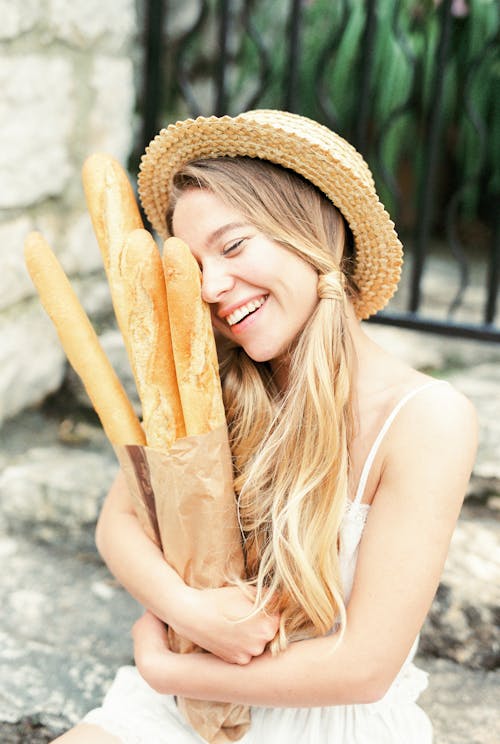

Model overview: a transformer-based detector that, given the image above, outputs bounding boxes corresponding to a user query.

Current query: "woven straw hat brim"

[138,110,403,319]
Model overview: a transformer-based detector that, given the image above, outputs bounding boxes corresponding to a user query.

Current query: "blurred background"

[138,0,500,339]
[0,2,498,742]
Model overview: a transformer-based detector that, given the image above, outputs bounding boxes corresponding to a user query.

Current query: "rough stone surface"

[0,532,141,734]
[0,504,498,744]
[446,363,500,487]
[0,0,139,430]
[417,657,500,744]
[0,409,106,471]
[0,446,117,549]
[0,302,65,423]
[88,56,137,158]
[58,212,105,277]
[48,0,136,50]
[0,216,36,309]
[0,56,74,209]
[420,510,500,670]
[0,0,42,41]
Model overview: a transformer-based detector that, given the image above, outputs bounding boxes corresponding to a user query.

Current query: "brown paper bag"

[115,425,251,743]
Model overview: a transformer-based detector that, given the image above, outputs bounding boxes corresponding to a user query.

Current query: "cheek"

[292,264,319,314]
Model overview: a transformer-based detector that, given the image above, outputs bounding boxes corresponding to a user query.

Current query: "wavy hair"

[166,157,358,652]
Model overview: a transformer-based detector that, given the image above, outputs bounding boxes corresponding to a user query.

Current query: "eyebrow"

[206,222,249,248]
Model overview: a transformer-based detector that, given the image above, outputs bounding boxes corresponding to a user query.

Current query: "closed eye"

[222,238,245,256]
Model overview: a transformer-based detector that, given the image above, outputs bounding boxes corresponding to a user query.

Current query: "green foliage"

[162,0,499,227]
[453,0,500,213]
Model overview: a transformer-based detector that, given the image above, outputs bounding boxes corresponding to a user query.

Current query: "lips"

[226,296,267,326]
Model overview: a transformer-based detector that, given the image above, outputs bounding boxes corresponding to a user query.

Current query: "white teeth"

[227,297,266,326]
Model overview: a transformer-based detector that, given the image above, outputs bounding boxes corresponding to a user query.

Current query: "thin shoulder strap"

[353,380,447,505]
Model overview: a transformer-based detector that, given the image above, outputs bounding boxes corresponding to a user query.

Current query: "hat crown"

[138,109,403,319]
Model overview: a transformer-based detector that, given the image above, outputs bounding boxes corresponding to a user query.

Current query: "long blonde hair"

[167,157,358,651]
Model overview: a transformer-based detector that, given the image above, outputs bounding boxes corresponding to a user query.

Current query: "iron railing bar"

[241,2,272,112]
[410,0,453,313]
[283,0,303,112]
[485,199,500,325]
[368,312,500,343]
[354,0,377,155]
[313,0,349,131]
[374,0,416,224]
[445,186,472,319]
[139,0,167,159]
[215,0,230,115]
[445,31,498,318]
[176,0,209,118]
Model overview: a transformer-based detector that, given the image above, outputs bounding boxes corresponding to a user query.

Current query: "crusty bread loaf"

[81,155,225,445]
[81,153,144,366]
[162,237,226,436]
[121,229,185,448]
[24,231,145,446]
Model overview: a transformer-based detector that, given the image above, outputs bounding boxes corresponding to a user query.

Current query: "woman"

[54,110,477,743]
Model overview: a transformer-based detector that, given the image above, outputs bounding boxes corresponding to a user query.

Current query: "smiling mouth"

[226,296,268,326]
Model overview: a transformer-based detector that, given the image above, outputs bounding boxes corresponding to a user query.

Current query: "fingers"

[219,651,253,666]
[263,612,280,639]
[234,653,252,666]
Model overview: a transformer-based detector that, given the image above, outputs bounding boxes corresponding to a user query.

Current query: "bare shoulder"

[396,379,478,446]
[381,379,478,507]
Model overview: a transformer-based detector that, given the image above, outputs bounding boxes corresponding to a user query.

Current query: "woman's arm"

[133,384,478,706]
[95,470,185,619]
[95,471,278,663]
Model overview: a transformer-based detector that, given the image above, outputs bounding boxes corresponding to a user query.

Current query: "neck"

[269,301,403,397]
[347,311,411,403]
[270,355,290,392]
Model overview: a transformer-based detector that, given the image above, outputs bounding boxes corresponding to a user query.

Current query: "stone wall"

[0,0,141,426]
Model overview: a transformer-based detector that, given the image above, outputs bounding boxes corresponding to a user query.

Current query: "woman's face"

[171,188,319,368]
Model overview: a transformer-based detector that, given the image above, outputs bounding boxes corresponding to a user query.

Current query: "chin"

[242,343,286,365]
[245,352,271,363]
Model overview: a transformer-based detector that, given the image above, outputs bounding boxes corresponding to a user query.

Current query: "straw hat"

[138,109,403,319]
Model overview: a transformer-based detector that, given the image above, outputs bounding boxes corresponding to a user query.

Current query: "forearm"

[145,625,387,707]
[96,497,187,624]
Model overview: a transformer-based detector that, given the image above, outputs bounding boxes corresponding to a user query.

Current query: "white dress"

[83,383,438,743]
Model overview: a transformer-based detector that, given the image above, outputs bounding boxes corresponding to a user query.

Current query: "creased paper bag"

[115,425,250,744]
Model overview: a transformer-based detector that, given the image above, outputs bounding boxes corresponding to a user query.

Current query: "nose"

[200,259,234,303]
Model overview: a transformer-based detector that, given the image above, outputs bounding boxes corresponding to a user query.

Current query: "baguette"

[24,231,145,446]
[162,237,226,436]
[81,152,144,367]
[120,229,185,448]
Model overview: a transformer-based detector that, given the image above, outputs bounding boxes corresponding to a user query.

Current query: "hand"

[171,585,279,665]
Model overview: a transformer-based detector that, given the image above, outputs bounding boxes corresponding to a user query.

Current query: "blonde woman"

[54,111,477,743]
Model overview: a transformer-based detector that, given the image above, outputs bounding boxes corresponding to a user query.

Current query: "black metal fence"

[136,0,500,342]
